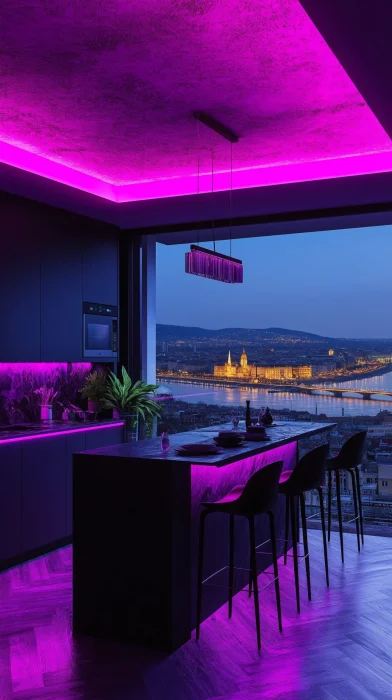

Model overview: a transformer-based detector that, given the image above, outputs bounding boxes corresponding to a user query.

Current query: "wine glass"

[232,415,240,431]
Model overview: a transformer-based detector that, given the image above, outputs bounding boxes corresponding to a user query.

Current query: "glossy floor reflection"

[0,532,391,699]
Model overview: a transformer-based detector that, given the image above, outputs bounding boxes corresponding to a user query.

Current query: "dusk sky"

[157,226,392,338]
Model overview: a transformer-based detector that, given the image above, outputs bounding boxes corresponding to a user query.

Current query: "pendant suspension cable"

[211,149,215,252]
[230,142,233,258]
[196,120,200,245]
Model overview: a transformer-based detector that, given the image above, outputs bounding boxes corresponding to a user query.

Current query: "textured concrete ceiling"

[1,0,392,201]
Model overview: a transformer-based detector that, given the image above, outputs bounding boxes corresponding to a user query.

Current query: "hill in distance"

[156,324,336,343]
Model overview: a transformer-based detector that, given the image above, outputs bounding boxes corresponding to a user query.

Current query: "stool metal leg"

[249,515,261,649]
[354,465,364,545]
[317,487,329,587]
[268,511,283,633]
[228,514,235,619]
[284,496,290,565]
[300,493,311,602]
[349,469,361,553]
[196,510,207,640]
[327,470,332,542]
[336,470,344,563]
[290,495,300,614]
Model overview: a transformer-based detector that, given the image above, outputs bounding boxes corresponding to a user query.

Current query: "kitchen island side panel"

[73,455,191,652]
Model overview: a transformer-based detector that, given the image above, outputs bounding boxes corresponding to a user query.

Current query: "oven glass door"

[83,314,117,357]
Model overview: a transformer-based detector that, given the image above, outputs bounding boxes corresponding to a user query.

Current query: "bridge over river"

[286,385,392,400]
[157,374,392,402]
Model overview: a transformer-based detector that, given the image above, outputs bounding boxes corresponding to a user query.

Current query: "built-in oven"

[83,302,118,358]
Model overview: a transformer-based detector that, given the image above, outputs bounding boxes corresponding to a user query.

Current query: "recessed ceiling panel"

[1,0,391,201]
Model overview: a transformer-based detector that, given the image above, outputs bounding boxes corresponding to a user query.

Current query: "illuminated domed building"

[214,349,257,379]
[214,349,312,380]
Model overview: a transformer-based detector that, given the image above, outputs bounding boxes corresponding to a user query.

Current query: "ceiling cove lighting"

[185,245,243,283]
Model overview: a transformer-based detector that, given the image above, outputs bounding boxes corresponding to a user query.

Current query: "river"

[162,372,392,417]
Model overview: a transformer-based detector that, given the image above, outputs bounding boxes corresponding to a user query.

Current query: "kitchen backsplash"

[0,363,92,424]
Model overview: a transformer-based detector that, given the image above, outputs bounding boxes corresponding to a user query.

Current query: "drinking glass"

[232,416,240,431]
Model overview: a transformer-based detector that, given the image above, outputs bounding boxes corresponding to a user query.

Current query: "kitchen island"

[73,421,333,652]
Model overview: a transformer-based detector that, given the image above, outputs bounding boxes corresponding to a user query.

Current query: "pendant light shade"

[185,245,243,283]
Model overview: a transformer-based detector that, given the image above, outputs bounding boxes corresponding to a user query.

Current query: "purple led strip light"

[185,245,243,284]
[0,422,124,445]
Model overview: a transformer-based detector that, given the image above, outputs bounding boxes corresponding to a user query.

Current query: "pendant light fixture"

[185,112,243,284]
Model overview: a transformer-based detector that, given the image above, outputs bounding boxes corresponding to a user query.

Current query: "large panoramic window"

[156,226,392,536]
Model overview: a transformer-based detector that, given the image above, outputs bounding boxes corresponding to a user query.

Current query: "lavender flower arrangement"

[34,386,58,406]
[0,362,92,424]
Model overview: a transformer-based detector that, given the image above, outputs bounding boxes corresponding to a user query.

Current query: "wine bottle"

[245,400,251,429]
[262,407,273,426]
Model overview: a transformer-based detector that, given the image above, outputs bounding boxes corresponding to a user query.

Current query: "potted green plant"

[79,370,108,413]
[34,386,58,421]
[103,367,162,441]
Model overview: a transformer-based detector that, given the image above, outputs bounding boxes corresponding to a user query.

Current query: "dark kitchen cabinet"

[0,192,119,363]
[0,423,124,570]
[82,239,118,307]
[21,437,67,552]
[0,224,41,362]
[65,432,86,536]
[0,444,22,561]
[41,240,84,361]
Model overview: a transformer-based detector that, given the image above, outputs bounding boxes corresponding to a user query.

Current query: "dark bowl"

[213,436,243,447]
[246,425,266,434]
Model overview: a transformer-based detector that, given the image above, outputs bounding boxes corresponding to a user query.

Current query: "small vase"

[41,405,52,421]
[88,400,101,414]
[161,431,170,452]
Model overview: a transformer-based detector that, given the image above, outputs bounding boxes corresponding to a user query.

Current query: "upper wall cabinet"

[0,208,41,362]
[41,239,84,362]
[82,239,118,307]
[0,192,119,363]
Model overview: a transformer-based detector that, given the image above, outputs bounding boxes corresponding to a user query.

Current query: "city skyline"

[157,225,392,338]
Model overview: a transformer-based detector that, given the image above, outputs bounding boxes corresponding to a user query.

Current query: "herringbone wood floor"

[0,532,391,700]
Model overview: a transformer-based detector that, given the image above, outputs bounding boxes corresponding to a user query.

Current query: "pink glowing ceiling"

[1,0,392,202]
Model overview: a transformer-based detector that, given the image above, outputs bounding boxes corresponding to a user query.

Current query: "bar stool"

[326,431,366,563]
[196,461,283,649]
[278,444,330,614]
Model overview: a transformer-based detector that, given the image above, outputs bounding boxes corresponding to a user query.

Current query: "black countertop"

[77,421,335,467]
[0,419,124,443]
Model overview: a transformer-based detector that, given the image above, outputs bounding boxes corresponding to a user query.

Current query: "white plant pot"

[41,405,52,421]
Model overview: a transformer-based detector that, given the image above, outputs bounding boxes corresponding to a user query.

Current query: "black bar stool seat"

[196,460,284,649]
[325,431,366,563]
[278,444,330,614]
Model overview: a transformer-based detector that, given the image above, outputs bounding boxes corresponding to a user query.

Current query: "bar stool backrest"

[283,444,330,495]
[237,460,283,515]
[335,431,367,470]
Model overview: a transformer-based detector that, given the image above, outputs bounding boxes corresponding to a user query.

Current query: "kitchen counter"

[82,420,333,465]
[73,421,334,652]
[0,419,124,442]
[0,419,124,570]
